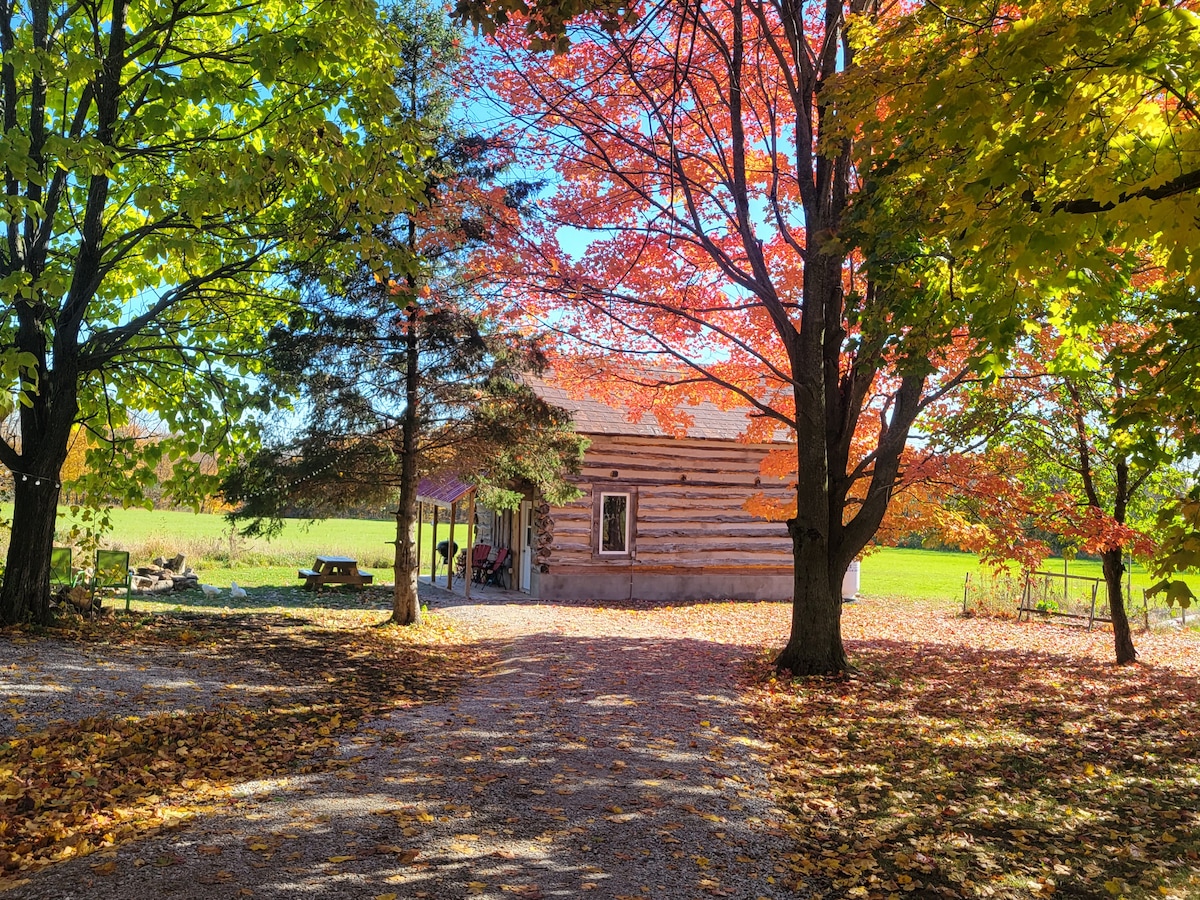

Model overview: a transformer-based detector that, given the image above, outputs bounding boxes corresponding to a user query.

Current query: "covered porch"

[416,473,537,599]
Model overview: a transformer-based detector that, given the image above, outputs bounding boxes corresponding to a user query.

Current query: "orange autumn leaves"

[742,600,1200,899]
[0,613,476,881]
[1,706,340,875]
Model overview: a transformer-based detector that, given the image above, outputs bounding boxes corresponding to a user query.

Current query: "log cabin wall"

[531,433,794,602]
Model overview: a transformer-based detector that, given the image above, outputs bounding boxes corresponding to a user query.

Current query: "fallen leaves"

[742,600,1200,899]
[0,610,482,881]
[5,592,1197,900]
[387,847,421,865]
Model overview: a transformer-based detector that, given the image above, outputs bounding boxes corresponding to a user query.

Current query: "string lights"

[3,460,345,500]
[235,460,343,503]
[279,461,336,492]
[6,470,61,489]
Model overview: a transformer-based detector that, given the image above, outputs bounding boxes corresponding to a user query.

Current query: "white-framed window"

[598,492,630,555]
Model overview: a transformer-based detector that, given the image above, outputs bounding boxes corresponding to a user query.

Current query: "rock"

[133,555,202,592]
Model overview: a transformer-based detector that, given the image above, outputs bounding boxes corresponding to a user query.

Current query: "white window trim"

[598,491,631,555]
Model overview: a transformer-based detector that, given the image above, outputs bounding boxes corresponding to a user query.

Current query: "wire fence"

[962,564,1192,631]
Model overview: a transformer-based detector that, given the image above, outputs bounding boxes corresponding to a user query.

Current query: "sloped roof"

[417,472,475,506]
[528,373,781,442]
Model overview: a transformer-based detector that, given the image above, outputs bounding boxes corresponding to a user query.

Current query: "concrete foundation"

[535,571,793,603]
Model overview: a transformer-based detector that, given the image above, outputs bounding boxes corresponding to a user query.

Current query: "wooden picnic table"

[298,555,374,591]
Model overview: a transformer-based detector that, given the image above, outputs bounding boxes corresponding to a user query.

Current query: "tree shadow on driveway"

[3,624,806,900]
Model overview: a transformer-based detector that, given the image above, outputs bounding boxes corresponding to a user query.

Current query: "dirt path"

[5,592,807,899]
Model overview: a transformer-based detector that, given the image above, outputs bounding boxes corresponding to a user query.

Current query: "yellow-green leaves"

[0,0,427,515]
[1146,578,1194,609]
[839,0,1200,304]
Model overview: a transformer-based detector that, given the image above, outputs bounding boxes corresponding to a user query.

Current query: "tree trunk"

[391,502,420,625]
[775,377,847,674]
[775,514,848,675]
[774,258,850,676]
[0,474,64,625]
[1101,548,1137,664]
[0,367,76,625]
[391,303,421,626]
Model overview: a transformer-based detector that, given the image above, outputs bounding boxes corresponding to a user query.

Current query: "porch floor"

[418,573,528,604]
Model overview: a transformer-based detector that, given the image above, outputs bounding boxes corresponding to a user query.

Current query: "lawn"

[2,505,471,587]
[6,505,1197,618]
[861,547,1199,626]
[861,547,1197,604]
[860,548,984,603]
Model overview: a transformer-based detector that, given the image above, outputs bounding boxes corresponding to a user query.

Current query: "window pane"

[601,494,628,553]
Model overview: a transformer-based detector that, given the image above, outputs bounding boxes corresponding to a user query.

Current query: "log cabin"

[473,376,796,602]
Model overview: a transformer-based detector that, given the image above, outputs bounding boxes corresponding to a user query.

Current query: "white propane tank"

[841,559,861,601]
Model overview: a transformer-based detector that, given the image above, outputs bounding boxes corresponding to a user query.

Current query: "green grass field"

[2,504,468,588]
[5,505,1196,613]
[860,546,1197,606]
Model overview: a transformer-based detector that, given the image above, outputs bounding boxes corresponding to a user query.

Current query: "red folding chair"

[469,544,492,582]
[483,548,510,587]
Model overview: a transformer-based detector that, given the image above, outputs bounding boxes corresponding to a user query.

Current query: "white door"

[519,500,533,593]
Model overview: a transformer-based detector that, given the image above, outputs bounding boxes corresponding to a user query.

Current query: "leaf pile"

[744,603,1200,899]
[0,611,480,880]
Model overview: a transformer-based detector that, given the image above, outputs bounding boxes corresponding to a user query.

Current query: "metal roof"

[527,373,787,442]
[417,472,475,506]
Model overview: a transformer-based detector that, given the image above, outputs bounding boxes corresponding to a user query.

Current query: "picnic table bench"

[299,556,374,591]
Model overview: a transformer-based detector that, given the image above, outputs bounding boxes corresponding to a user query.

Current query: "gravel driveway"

[3,587,810,899]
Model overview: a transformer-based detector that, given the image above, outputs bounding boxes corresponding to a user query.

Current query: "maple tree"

[829,0,1200,635]
[480,0,989,675]
[56,429,89,506]
[0,0,422,624]
[914,324,1182,663]
[455,0,1200,677]
[838,0,1199,303]
[1117,282,1200,609]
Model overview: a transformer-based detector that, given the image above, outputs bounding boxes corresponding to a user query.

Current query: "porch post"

[447,500,457,591]
[464,490,476,600]
[416,502,423,582]
[430,504,439,586]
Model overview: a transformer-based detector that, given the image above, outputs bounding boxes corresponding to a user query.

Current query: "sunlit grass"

[0,505,466,577]
[5,503,1198,613]
[862,547,1200,613]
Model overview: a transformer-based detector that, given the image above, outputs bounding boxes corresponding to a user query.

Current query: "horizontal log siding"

[548,435,793,570]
